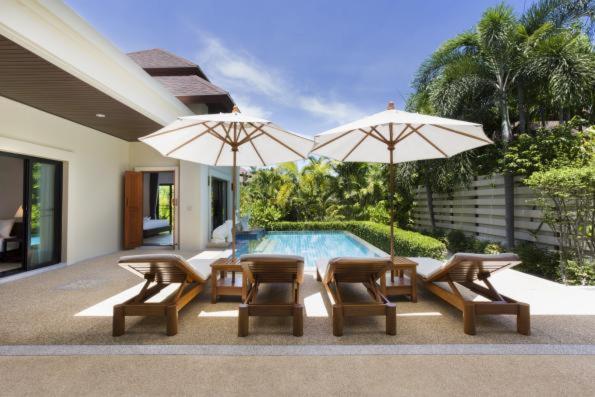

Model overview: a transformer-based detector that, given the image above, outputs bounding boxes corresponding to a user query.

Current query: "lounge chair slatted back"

[118,254,206,284]
[325,257,390,284]
[113,254,208,336]
[238,254,305,337]
[316,257,396,336]
[241,254,304,285]
[426,253,521,283]
[413,252,530,335]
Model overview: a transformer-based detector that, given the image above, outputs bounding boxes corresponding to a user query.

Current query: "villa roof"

[127,48,207,77]
[128,48,234,112]
[153,74,228,97]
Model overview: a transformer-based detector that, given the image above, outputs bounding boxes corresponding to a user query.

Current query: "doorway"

[0,151,62,277]
[142,171,175,246]
[211,177,228,233]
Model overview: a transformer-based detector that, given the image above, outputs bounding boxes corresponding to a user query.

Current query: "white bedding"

[143,218,169,230]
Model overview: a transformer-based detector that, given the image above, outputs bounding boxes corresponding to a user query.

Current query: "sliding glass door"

[27,160,61,269]
[0,152,62,277]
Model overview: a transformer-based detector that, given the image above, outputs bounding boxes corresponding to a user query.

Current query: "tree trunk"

[500,94,515,248]
[517,82,527,133]
[503,173,515,248]
[425,177,436,232]
[499,95,513,141]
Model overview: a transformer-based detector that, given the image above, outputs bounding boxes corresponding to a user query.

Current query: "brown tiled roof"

[128,48,197,70]
[153,74,228,97]
[128,48,234,112]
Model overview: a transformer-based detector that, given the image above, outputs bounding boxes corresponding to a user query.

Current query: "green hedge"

[268,221,447,259]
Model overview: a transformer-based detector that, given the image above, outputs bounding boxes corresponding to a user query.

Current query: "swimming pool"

[235,230,384,268]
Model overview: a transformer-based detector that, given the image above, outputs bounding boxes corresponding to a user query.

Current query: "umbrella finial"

[232,105,241,113]
[387,101,396,110]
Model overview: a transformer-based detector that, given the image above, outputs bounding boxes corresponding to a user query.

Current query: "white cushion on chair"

[186,257,216,280]
[408,257,445,279]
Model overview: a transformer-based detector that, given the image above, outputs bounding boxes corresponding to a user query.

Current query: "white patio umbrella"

[311,101,493,260]
[140,106,314,258]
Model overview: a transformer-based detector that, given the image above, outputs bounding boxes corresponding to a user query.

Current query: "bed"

[143,218,171,238]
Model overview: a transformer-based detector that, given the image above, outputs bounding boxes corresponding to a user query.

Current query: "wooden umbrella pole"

[389,146,395,262]
[232,148,237,259]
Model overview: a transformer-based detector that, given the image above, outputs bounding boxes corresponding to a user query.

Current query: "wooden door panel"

[123,171,143,249]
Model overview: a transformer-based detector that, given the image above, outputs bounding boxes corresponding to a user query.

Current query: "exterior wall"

[412,174,558,249]
[0,96,130,264]
[186,103,209,114]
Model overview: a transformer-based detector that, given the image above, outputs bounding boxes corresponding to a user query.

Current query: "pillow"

[0,219,15,238]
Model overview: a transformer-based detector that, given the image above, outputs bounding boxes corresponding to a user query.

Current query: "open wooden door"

[123,171,143,249]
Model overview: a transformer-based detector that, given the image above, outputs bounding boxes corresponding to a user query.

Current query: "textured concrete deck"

[1,355,594,396]
[1,249,593,395]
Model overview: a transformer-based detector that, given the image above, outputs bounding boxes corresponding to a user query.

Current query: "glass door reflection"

[27,160,61,269]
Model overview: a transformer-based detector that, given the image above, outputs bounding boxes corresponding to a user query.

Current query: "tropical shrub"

[513,241,560,281]
[268,221,447,259]
[446,230,469,253]
[501,120,594,175]
[525,164,595,285]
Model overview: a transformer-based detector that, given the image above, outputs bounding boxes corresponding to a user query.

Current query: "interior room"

[0,154,24,275]
[142,171,175,246]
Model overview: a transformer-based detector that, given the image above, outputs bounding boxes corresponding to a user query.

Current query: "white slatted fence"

[412,174,559,249]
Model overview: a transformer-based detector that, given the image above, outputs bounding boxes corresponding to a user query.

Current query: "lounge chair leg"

[386,303,397,335]
[238,304,249,337]
[112,305,125,337]
[332,305,344,336]
[517,303,530,335]
[293,304,304,337]
[463,302,476,335]
[211,269,218,303]
[166,305,178,336]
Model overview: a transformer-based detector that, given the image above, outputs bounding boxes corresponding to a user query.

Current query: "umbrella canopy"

[313,102,492,163]
[140,109,312,166]
[140,106,314,258]
[311,101,493,260]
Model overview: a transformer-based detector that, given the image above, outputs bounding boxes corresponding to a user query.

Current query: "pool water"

[236,231,382,268]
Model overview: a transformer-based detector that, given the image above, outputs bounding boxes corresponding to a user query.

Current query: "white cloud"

[196,35,363,125]
[232,94,272,119]
[298,96,362,123]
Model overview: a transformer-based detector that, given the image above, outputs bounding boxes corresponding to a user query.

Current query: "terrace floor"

[1,248,594,395]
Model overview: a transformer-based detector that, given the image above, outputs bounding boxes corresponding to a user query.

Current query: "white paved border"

[1,344,593,356]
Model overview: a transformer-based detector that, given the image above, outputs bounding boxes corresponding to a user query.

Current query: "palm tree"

[412,4,522,246]
[411,1,594,247]
[517,0,595,130]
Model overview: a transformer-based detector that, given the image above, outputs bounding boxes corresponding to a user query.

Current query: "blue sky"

[66,0,535,135]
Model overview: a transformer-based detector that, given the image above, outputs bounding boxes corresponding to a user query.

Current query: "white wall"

[0,156,23,219]
[0,96,130,264]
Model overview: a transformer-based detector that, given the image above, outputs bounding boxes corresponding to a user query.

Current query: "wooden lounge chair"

[114,254,210,336]
[413,253,530,335]
[238,254,304,337]
[316,257,396,336]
